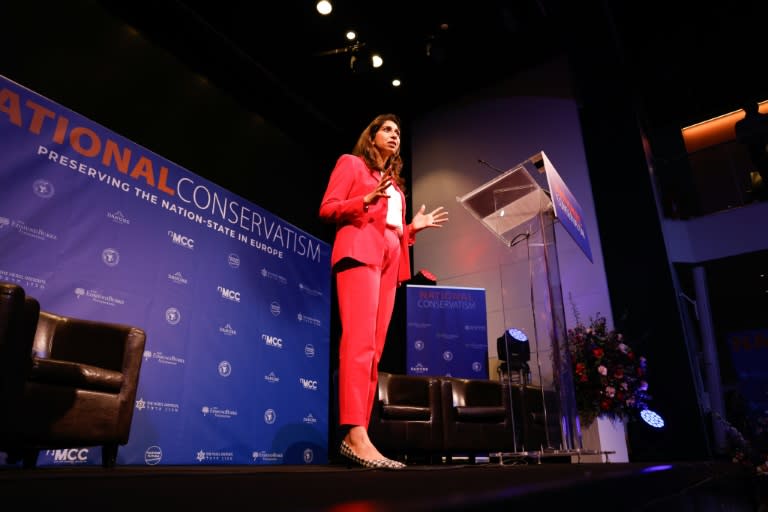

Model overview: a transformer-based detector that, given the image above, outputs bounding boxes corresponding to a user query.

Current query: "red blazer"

[319,154,415,285]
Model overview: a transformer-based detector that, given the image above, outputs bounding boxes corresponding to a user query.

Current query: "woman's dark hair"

[352,113,405,191]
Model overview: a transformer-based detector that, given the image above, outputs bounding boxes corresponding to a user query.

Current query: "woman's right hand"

[363,173,392,207]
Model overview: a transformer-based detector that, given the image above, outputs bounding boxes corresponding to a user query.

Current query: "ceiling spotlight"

[316,1,332,15]
[392,78,401,87]
[371,53,383,68]
[346,30,357,41]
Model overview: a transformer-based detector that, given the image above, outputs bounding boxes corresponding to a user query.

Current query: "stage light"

[505,328,528,343]
[640,409,665,428]
[497,328,531,383]
[316,1,332,15]
[348,46,383,73]
[497,328,530,368]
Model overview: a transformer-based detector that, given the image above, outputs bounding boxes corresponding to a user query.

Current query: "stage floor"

[0,459,761,511]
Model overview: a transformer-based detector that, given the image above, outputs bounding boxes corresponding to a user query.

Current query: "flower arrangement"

[566,312,652,427]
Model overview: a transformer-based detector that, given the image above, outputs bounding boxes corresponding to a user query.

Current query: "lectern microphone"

[477,158,505,174]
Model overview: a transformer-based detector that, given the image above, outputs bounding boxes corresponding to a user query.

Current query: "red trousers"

[336,227,401,428]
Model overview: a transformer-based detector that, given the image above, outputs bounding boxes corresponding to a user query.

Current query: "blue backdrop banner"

[405,285,488,379]
[0,75,332,466]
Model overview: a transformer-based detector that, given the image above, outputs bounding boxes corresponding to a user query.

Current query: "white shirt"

[385,183,403,235]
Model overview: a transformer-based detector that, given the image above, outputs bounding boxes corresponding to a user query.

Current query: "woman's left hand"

[411,204,448,232]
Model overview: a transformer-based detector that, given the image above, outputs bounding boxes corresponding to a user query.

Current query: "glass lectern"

[457,151,581,455]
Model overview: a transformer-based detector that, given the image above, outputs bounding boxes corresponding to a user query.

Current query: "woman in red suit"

[319,113,448,469]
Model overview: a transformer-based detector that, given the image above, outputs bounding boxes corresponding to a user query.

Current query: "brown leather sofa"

[368,372,443,462]
[0,282,146,468]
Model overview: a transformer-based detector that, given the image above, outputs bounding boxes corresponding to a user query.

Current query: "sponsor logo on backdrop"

[201,405,238,419]
[262,333,283,349]
[407,321,432,329]
[142,350,185,366]
[303,413,318,425]
[264,409,276,424]
[0,269,46,290]
[304,344,315,358]
[107,210,131,225]
[297,312,321,327]
[436,332,459,340]
[167,271,188,285]
[165,307,181,325]
[299,282,322,297]
[217,285,241,303]
[32,179,54,199]
[299,378,318,391]
[135,397,181,414]
[0,218,57,241]
[270,301,281,316]
[443,350,454,361]
[303,449,314,464]
[409,363,429,374]
[464,324,487,332]
[264,372,280,384]
[167,230,194,250]
[472,362,484,373]
[195,449,234,463]
[102,247,119,267]
[227,253,240,268]
[219,323,236,336]
[260,267,287,284]
[44,448,90,465]
[218,360,232,377]
[144,446,162,465]
[414,340,425,351]
[74,287,126,307]
[252,450,284,463]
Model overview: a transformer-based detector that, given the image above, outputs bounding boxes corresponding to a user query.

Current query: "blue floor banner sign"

[405,285,489,379]
[0,75,331,466]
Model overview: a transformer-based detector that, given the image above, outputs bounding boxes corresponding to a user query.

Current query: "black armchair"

[440,377,518,461]
[0,284,146,468]
[368,372,443,462]
[506,384,562,452]
[0,282,40,418]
